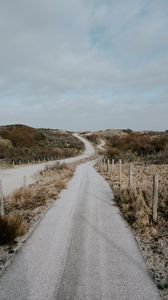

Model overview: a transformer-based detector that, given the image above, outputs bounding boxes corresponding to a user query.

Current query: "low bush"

[0,215,28,244]
[105,132,168,163]
[0,124,84,163]
[85,133,99,144]
[44,162,69,172]
[115,187,151,231]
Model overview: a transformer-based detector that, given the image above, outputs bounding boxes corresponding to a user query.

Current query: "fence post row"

[99,157,159,224]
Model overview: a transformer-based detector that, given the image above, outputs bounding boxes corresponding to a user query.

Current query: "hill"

[0,124,84,163]
[83,129,168,164]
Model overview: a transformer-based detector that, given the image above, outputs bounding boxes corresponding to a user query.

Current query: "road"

[0,160,159,299]
[0,134,95,197]
[97,139,105,151]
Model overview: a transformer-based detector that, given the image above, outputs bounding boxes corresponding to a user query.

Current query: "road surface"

[97,139,105,151]
[0,134,95,197]
[0,160,159,299]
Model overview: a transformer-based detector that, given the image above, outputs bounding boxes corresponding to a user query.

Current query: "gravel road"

[0,159,159,299]
[0,134,94,197]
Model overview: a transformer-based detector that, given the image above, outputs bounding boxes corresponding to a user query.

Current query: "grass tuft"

[0,215,28,245]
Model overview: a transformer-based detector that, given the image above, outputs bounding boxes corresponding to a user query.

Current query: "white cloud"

[0,0,167,130]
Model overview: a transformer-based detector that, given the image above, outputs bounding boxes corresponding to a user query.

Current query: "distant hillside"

[0,124,84,163]
[83,129,168,163]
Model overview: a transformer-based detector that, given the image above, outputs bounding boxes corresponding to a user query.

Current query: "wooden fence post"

[107,159,110,172]
[23,176,27,187]
[112,159,114,173]
[102,157,105,171]
[100,156,103,169]
[152,174,159,222]
[0,179,4,216]
[119,159,122,189]
[129,163,133,188]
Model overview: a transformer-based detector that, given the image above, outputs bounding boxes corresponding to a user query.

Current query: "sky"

[0,0,168,131]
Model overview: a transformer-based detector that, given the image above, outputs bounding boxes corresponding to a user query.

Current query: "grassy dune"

[0,124,84,164]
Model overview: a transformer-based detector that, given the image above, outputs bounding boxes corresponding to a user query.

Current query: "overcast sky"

[0,0,167,131]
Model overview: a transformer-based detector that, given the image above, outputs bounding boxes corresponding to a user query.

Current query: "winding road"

[0,134,94,197]
[0,136,159,299]
[97,139,105,151]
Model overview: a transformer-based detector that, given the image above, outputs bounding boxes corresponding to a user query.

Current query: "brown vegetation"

[0,124,84,164]
[84,133,100,144]
[0,162,74,246]
[5,162,74,226]
[99,162,168,233]
[104,132,168,163]
[0,215,27,245]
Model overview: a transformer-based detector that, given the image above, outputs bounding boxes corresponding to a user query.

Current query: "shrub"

[0,124,84,162]
[85,133,99,144]
[115,187,151,231]
[0,215,28,244]
[44,162,69,172]
[105,132,168,163]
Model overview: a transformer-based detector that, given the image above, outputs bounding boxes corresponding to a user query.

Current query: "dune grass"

[0,215,28,245]
[2,162,75,244]
[97,161,168,235]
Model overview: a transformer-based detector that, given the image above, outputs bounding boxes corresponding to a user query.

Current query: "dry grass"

[5,163,75,227]
[115,187,152,231]
[97,160,168,297]
[0,215,28,245]
[91,130,168,163]
[97,161,168,234]
[0,162,74,246]
[2,158,93,246]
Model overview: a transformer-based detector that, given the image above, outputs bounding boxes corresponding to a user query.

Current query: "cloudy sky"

[0,0,168,131]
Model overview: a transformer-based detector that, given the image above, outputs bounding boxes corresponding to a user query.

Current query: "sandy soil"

[136,233,168,299]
